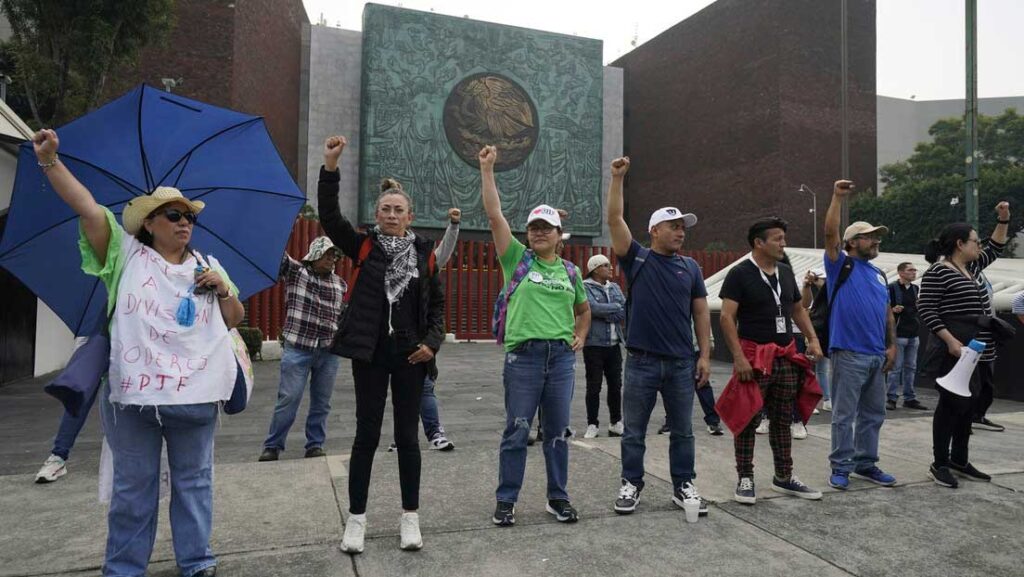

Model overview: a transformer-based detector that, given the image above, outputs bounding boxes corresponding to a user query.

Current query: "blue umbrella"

[0,84,304,336]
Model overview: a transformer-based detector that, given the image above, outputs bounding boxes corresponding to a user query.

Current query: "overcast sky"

[302,0,1023,101]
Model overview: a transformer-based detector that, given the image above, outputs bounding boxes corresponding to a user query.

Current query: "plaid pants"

[734,356,802,479]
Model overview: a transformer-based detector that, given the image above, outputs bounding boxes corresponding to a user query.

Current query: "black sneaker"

[949,461,992,482]
[972,417,1005,432]
[707,423,724,436]
[304,447,326,458]
[886,399,897,411]
[928,464,959,488]
[672,482,709,516]
[258,448,280,462]
[771,475,823,500]
[492,501,515,526]
[387,442,397,453]
[734,477,756,505]
[902,399,929,410]
[614,479,641,514]
[657,422,670,435]
[546,499,579,523]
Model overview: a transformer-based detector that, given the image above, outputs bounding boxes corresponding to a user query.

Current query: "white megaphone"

[936,339,986,397]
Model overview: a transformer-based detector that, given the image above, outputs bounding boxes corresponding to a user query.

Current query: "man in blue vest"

[823,180,898,490]
[605,156,712,516]
[887,262,928,411]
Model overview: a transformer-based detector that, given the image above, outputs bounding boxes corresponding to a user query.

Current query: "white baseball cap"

[648,207,697,231]
[527,204,562,228]
[587,254,611,275]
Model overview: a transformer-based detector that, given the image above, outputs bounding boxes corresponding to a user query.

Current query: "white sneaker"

[791,422,808,440]
[35,454,67,483]
[340,514,366,554]
[822,400,832,412]
[608,421,624,437]
[812,408,820,415]
[399,512,423,551]
[428,435,455,451]
[583,424,599,439]
[755,419,769,435]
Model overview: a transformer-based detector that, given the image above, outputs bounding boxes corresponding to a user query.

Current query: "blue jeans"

[496,340,575,503]
[420,376,445,440]
[815,357,831,401]
[100,389,218,577]
[51,381,101,460]
[887,336,919,402]
[696,384,720,426]
[829,349,887,473]
[622,349,696,489]
[263,343,341,451]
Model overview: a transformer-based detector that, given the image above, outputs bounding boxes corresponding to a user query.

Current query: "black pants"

[583,345,623,426]
[348,341,426,514]
[972,369,995,420]
[933,361,992,467]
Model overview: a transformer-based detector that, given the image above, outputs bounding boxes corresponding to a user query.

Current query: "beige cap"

[587,254,611,275]
[843,221,889,242]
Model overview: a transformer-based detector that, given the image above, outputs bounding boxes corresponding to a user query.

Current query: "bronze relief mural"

[359,4,604,235]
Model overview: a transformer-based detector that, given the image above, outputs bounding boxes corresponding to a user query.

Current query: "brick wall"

[612,0,876,251]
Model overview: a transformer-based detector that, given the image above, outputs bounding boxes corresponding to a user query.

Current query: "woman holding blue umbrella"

[33,128,243,577]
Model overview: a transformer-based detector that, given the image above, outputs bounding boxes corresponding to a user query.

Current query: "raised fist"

[611,156,630,177]
[478,145,497,169]
[996,201,1010,221]
[448,207,461,224]
[324,136,347,162]
[833,180,855,196]
[32,129,59,163]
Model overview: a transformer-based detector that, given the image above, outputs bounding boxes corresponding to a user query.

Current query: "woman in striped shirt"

[917,202,1010,489]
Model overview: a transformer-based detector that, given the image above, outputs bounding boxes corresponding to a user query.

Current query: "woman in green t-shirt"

[478,145,591,528]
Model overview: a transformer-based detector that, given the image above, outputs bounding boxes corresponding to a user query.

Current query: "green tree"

[0,0,174,127]
[852,109,1024,253]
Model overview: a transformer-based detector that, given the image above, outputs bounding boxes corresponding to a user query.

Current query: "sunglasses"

[154,208,198,225]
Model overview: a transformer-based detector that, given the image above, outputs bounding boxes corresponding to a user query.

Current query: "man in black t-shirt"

[886,262,928,411]
[719,218,824,505]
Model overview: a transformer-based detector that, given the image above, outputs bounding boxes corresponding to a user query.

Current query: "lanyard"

[749,256,782,315]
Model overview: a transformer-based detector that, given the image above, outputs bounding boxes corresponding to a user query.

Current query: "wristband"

[997,219,1010,224]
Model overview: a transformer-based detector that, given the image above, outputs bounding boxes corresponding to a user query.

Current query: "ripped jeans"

[496,339,575,503]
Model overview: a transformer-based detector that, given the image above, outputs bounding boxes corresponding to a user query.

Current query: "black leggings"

[933,361,992,467]
[348,344,426,515]
[583,345,623,426]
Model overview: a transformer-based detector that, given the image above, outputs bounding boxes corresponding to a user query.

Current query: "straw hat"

[122,187,205,235]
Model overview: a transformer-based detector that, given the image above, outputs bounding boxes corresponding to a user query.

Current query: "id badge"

[775,316,786,334]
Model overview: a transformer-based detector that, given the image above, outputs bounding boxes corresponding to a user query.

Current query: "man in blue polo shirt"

[605,156,713,516]
[823,179,898,490]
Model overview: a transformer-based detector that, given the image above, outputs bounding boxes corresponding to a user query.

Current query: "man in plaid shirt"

[260,236,347,461]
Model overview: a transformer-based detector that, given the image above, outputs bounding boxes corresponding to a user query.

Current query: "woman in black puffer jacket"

[317,136,445,554]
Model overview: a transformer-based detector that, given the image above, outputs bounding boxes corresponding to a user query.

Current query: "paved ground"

[1,343,1023,577]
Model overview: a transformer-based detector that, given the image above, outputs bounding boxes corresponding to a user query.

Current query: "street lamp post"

[798,184,818,249]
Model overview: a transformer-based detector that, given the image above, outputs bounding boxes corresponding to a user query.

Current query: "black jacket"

[317,167,445,366]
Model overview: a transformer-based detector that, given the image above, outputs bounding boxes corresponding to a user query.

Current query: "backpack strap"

[506,249,536,299]
[830,257,855,304]
[344,236,374,303]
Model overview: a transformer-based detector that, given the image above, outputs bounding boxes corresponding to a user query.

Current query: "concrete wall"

[597,67,624,246]
[33,302,74,376]
[877,95,1024,191]
[303,25,362,218]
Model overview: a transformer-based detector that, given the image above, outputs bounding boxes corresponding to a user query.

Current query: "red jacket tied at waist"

[715,339,823,435]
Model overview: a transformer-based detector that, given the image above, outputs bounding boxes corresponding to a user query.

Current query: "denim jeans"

[263,343,341,451]
[100,388,218,577]
[829,349,887,474]
[496,340,575,503]
[887,336,919,402]
[815,357,831,402]
[50,380,101,460]
[621,349,696,489]
[420,375,445,440]
[696,384,721,426]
